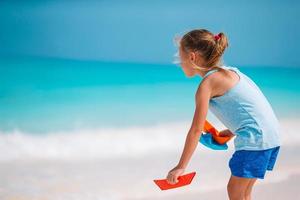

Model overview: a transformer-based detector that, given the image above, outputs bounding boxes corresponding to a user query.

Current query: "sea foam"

[0,117,298,162]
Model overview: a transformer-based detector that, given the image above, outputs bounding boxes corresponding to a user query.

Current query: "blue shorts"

[229,146,280,179]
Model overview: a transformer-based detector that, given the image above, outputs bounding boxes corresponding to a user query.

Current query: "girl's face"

[175,47,205,77]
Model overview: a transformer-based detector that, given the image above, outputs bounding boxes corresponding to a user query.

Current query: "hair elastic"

[214,33,221,41]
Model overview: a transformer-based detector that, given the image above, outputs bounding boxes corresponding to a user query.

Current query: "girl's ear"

[189,52,196,62]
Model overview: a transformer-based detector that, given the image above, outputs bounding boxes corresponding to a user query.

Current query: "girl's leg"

[244,178,257,200]
[227,175,254,200]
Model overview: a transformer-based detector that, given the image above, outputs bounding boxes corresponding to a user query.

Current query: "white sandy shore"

[0,144,299,200]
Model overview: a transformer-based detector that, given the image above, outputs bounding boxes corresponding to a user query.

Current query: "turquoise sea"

[1,57,300,134]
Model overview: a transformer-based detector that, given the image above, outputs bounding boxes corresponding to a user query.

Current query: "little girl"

[166,29,281,200]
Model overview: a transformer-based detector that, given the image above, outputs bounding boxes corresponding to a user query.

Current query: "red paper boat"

[153,171,196,190]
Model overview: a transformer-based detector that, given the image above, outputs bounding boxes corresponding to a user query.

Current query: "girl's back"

[204,65,282,151]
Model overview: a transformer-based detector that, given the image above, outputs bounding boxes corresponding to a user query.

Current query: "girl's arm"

[176,81,212,169]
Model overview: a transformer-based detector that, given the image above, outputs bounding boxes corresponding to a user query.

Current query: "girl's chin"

[186,73,195,77]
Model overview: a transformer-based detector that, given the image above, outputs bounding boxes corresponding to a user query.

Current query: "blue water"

[1,57,299,134]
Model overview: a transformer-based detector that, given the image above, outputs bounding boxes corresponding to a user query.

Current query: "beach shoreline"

[0,141,299,200]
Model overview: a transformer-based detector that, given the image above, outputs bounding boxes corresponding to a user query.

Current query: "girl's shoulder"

[201,67,227,87]
[197,69,223,99]
[200,66,240,99]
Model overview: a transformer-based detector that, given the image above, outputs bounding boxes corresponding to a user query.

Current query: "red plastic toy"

[204,120,234,144]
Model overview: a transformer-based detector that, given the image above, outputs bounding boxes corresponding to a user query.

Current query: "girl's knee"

[244,193,251,200]
[227,183,245,200]
[244,187,252,198]
[227,184,244,200]
[243,179,257,200]
[227,175,254,200]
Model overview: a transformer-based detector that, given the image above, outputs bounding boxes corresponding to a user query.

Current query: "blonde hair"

[174,29,229,71]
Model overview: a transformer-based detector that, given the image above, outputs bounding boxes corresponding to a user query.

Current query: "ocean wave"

[0,121,192,161]
[0,118,299,162]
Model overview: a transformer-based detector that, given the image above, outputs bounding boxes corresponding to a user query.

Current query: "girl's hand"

[219,129,235,137]
[166,166,185,185]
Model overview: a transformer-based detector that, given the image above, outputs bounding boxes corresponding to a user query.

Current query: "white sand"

[0,144,299,200]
